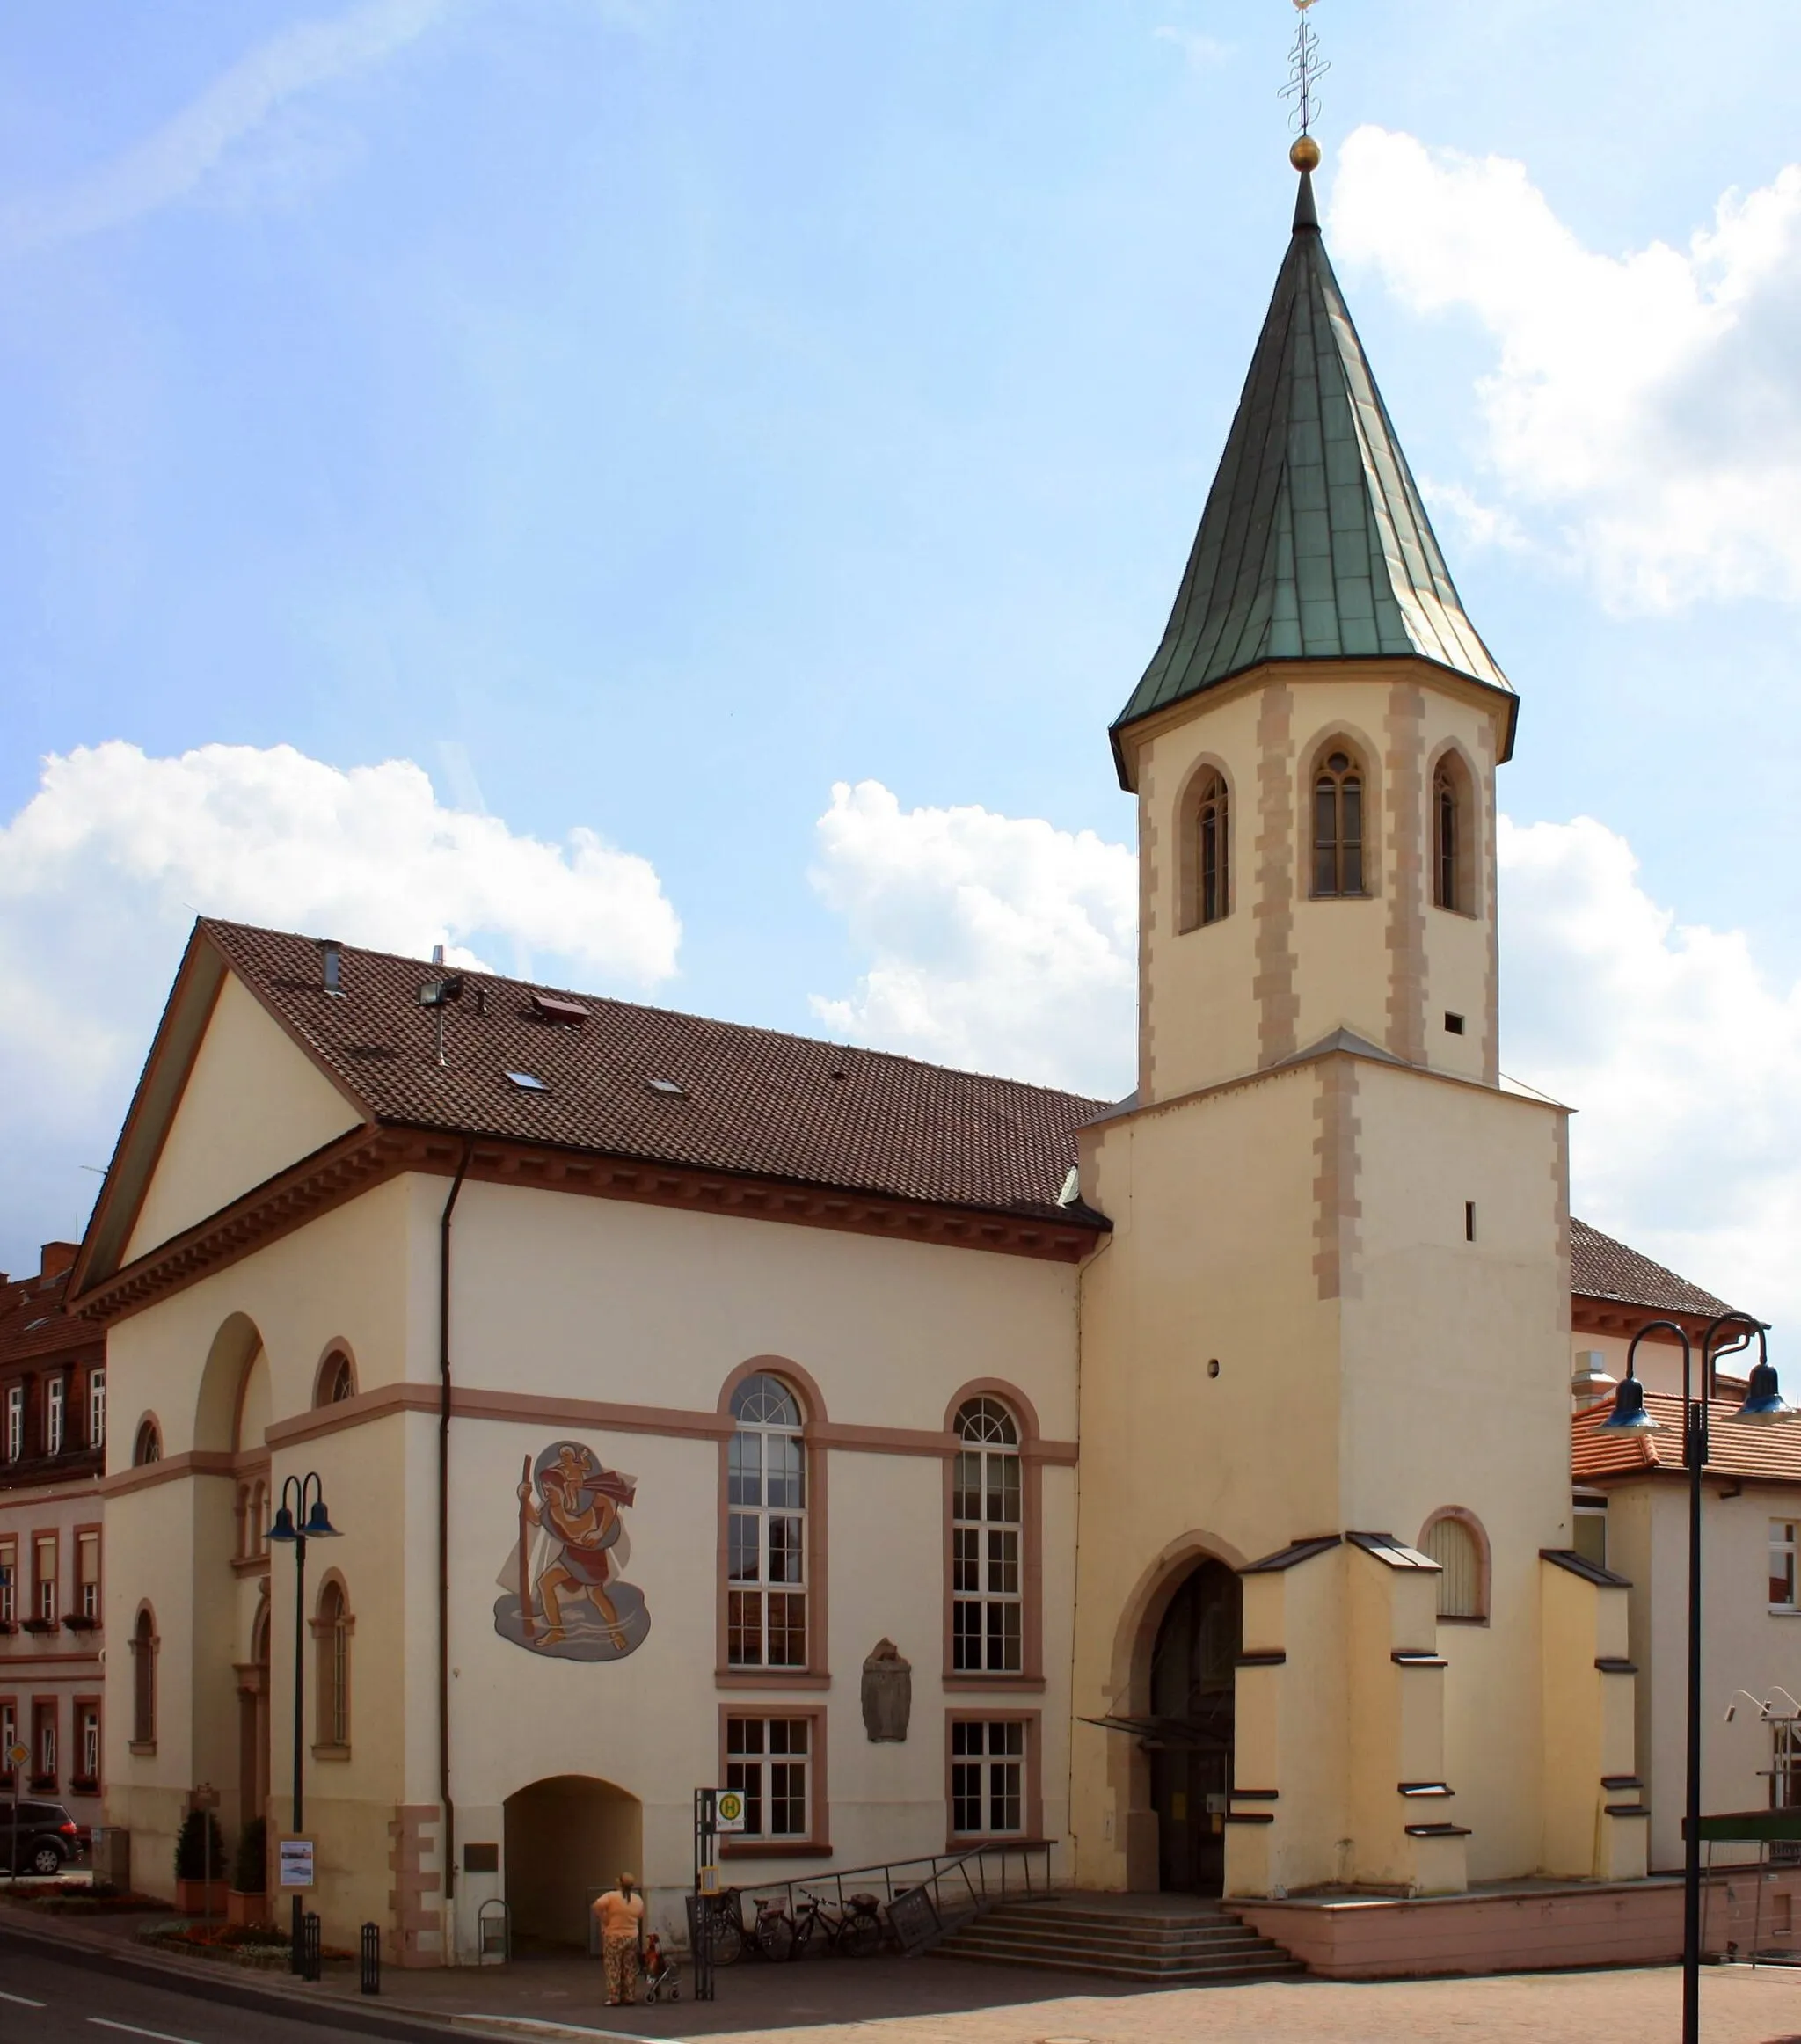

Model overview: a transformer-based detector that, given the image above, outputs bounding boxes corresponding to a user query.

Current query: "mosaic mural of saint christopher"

[493,1440,652,1663]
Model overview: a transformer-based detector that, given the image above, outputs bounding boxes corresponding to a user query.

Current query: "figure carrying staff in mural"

[494,1440,651,1662]
[517,1443,635,1649]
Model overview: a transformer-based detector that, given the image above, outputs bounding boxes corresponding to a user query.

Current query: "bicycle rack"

[478,1897,512,1966]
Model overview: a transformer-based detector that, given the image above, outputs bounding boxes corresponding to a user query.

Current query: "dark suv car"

[0,1799,84,1875]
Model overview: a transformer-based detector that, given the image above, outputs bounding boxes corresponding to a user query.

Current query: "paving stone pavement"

[688,1966,1801,2044]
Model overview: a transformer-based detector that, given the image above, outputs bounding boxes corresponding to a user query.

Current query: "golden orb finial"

[1290,135,1321,172]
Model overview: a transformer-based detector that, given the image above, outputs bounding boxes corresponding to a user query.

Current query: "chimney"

[432,944,446,966]
[40,1242,77,1281]
[317,938,344,996]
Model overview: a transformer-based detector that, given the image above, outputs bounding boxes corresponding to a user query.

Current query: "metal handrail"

[723,1839,1056,1954]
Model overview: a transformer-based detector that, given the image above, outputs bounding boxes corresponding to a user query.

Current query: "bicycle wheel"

[755,1910,795,1962]
[839,1909,883,1959]
[790,1909,821,1960]
[705,1896,747,1967]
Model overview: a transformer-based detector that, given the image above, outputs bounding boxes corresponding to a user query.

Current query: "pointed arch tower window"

[1312,748,1366,898]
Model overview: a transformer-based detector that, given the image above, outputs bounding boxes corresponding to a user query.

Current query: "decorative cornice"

[77,1124,1101,1327]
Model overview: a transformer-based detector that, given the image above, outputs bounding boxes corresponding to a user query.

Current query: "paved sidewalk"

[3,1899,1797,2044]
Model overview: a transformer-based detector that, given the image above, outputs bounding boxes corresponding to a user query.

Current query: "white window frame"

[79,1704,100,1785]
[34,1534,56,1623]
[725,1715,811,1840]
[0,1538,14,1624]
[1773,1720,1801,1810]
[951,1719,1026,1837]
[4,1383,22,1464]
[88,1369,106,1450]
[1573,1493,1609,1573]
[46,1377,64,1456]
[77,1532,100,1622]
[726,1376,807,1669]
[1771,1521,1798,1612]
[34,1700,55,1784]
[952,1398,1023,1674]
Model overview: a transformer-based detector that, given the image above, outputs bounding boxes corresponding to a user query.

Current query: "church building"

[71,148,1690,1970]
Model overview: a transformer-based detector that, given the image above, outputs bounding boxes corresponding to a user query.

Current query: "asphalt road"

[0,1943,441,2044]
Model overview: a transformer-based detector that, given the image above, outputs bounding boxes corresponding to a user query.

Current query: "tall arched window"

[952,1398,1022,1674]
[1196,772,1229,926]
[727,1374,807,1668]
[1312,748,1366,898]
[1421,1509,1489,1621]
[130,1606,157,1748]
[1433,763,1460,911]
[132,1418,161,1467]
[314,1580,351,1750]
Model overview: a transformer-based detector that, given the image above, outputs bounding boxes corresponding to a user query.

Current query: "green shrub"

[233,1817,267,1893]
[173,1810,226,1883]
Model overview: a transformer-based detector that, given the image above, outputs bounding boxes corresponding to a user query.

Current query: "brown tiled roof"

[203,921,1111,1229]
[1574,1392,1801,1486]
[1569,1218,1739,1320]
[0,1267,99,1369]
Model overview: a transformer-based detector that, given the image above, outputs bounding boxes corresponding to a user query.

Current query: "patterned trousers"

[602,1933,638,2004]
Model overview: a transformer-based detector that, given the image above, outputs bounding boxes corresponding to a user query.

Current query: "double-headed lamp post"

[1600,1312,1795,2043]
[266,1472,340,1970]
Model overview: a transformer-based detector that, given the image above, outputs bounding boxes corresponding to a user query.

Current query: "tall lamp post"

[1600,1313,1795,2043]
[266,1472,340,1972]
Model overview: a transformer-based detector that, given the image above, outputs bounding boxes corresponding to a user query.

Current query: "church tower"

[1068,141,1644,1908]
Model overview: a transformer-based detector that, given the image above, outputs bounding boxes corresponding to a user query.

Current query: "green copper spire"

[1112,165,1513,780]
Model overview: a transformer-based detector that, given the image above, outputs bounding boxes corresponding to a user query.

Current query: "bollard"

[301,1909,323,1983]
[360,1921,382,1996]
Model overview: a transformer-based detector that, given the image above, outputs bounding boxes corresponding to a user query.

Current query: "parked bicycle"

[790,1887,885,1960]
[696,1887,806,1964]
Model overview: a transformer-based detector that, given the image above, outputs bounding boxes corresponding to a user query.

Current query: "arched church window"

[1421,1509,1489,1621]
[952,1398,1022,1674]
[1312,748,1366,898]
[727,1374,807,1668]
[1422,756,1471,916]
[1197,772,1229,926]
[317,1352,355,1407]
[314,1578,352,1750]
[131,1605,157,1747]
[132,1418,162,1467]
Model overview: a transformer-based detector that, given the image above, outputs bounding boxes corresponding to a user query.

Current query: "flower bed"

[24,1881,166,1915]
[135,1919,353,1968]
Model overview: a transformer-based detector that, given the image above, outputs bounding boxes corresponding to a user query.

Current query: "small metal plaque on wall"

[463,1843,499,1873]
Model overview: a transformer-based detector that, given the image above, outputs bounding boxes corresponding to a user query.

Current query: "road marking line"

[88,2021,203,2044]
[0,1989,48,2006]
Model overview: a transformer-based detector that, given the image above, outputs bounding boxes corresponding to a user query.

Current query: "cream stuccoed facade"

[69,157,1689,1967]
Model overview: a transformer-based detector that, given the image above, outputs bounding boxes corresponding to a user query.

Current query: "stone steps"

[931,1897,1305,1984]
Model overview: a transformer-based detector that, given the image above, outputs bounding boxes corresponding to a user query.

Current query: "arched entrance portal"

[1148,1558,1241,1894]
[504,1777,643,1950]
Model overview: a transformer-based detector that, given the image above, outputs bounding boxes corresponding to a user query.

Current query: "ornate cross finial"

[1281,0,1329,165]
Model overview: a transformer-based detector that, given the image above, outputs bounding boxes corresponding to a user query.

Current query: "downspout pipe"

[439,1142,472,1918]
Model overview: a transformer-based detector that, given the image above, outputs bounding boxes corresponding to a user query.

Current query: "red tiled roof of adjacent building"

[1569,1218,1739,1320]
[1573,1391,1801,1485]
[203,921,1111,1229]
[0,1251,97,1368]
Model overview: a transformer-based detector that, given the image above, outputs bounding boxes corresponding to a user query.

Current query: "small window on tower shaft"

[1464,1201,1477,1243]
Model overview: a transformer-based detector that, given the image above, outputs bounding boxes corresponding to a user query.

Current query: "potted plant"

[173,1809,228,1916]
[226,1817,269,1929]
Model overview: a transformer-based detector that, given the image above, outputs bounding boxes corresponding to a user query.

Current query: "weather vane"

[1280,0,1329,168]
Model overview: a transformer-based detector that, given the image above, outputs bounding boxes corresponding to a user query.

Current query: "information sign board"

[278,1836,316,1889]
[714,1788,746,1834]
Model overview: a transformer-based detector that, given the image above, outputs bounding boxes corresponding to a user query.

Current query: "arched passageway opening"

[503,1776,643,1950]
[1147,1558,1241,1894]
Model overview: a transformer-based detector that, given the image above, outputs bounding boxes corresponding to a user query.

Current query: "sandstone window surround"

[947,1712,1042,1844]
[719,1705,829,1857]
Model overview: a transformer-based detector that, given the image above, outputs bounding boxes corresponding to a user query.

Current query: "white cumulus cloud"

[0,739,679,1264]
[1331,125,1801,611]
[807,780,1136,1099]
[808,780,1801,1329]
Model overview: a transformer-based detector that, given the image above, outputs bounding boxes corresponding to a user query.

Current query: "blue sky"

[4,0,1801,1318]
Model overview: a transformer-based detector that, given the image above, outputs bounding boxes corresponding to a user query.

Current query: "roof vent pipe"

[317,938,343,996]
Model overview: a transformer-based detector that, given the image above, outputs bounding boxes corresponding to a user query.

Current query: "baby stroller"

[642,1931,682,2004]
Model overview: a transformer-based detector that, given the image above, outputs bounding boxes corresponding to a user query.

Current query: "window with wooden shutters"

[726,1375,807,1668]
[1421,1512,1485,1620]
[952,1398,1022,1674]
[1312,748,1367,897]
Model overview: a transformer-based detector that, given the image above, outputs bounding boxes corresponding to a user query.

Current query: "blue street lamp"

[266,1471,339,1972]
[1601,1314,1794,2043]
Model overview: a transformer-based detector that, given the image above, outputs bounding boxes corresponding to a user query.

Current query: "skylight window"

[506,1070,550,1092]
[647,1077,688,1099]
[532,994,589,1026]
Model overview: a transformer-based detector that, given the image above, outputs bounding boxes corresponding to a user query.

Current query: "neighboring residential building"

[1566,1222,1801,1874]
[0,1242,107,1832]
